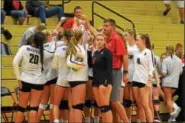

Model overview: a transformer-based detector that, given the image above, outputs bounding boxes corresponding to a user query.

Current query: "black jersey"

[92,48,113,86]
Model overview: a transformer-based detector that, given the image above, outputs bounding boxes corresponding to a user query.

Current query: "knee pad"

[123,99,132,108]
[72,103,84,111]
[29,106,39,112]
[153,99,160,105]
[16,105,26,112]
[59,100,69,110]
[50,104,53,109]
[100,105,111,113]
[85,100,92,108]
[39,103,48,110]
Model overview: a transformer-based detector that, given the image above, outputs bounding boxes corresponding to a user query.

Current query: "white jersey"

[67,44,88,82]
[43,40,64,82]
[132,48,154,84]
[43,41,58,82]
[127,44,139,82]
[54,44,70,87]
[162,55,183,88]
[13,45,44,85]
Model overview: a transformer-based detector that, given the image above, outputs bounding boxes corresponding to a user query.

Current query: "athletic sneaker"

[168,116,176,122]
[154,119,161,123]
[173,106,181,118]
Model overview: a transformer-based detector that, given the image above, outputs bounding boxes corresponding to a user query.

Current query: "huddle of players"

[13,6,183,123]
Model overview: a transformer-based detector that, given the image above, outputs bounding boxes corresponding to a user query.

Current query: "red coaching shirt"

[63,18,74,29]
[106,31,127,69]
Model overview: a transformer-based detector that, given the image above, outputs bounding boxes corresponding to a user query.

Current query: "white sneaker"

[168,116,176,122]
[173,106,181,118]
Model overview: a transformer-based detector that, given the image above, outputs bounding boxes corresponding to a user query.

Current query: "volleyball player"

[37,30,59,123]
[132,34,154,122]
[84,31,95,123]
[161,45,183,122]
[66,29,88,123]
[123,29,139,121]
[13,32,46,123]
[86,18,129,123]
[92,33,113,122]
[52,30,73,123]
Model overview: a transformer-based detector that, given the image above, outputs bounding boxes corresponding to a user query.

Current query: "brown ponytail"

[139,33,152,50]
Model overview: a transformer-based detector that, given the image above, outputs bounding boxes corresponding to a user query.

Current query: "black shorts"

[132,81,146,88]
[152,84,157,87]
[92,79,113,87]
[45,78,57,85]
[20,81,44,92]
[127,81,132,85]
[69,81,86,88]
[88,76,93,80]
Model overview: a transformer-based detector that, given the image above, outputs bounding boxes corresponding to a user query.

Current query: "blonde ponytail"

[66,36,77,57]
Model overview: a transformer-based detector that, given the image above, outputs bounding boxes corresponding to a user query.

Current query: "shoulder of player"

[20,45,30,51]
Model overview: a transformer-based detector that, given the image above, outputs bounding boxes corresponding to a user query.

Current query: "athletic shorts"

[132,81,146,88]
[20,81,44,92]
[164,0,184,8]
[56,79,70,88]
[88,76,93,80]
[69,81,86,88]
[45,78,57,85]
[110,69,122,102]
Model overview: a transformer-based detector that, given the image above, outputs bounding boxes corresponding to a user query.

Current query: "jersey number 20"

[29,53,39,64]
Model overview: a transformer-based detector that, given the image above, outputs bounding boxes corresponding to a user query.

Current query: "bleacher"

[1,0,184,122]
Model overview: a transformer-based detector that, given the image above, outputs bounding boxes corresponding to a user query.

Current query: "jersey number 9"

[29,53,39,64]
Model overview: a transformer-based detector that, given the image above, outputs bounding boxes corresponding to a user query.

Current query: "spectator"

[1,10,6,24]
[163,0,184,24]
[55,6,83,31]
[26,0,63,24]
[19,23,47,47]
[3,0,27,25]
[1,42,11,55]
[175,43,183,59]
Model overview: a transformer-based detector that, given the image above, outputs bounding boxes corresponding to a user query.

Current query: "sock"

[173,102,178,110]
[54,119,60,123]
[85,117,91,123]
[94,116,99,123]
[170,112,174,117]
[63,120,68,123]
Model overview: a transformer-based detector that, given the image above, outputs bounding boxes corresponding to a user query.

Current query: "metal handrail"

[63,0,71,4]
[92,1,136,32]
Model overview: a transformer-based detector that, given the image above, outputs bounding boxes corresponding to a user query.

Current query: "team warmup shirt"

[67,44,88,82]
[132,48,154,84]
[54,43,70,87]
[13,45,45,85]
[93,48,113,85]
[162,55,183,88]
[127,44,139,82]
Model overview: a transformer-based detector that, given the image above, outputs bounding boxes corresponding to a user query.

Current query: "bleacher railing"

[92,1,136,32]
